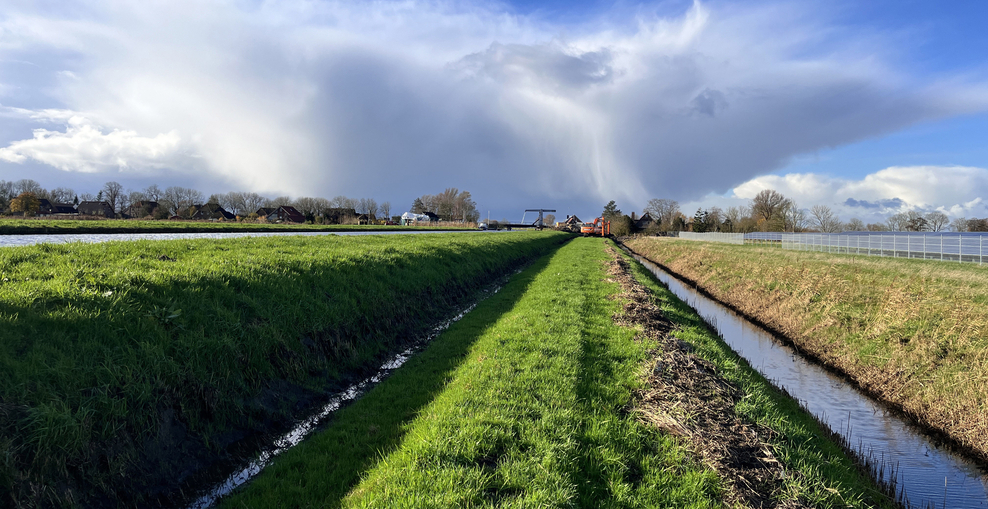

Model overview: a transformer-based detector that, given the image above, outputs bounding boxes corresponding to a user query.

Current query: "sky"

[1,0,987,224]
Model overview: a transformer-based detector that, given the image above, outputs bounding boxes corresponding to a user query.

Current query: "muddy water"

[630,252,988,508]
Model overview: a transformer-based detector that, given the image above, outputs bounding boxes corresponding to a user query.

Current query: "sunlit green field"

[0,231,566,507]
[220,238,891,509]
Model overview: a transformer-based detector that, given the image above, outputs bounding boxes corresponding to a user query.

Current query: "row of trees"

[410,188,480,222]
[635,190,984,234]
[0,179,481,224]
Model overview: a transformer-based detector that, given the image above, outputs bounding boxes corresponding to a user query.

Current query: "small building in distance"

[78,201,115,217]
[632,212,654,230]
[259,205,305,223]
[255,207,277,218]
[38,199,77,216]
[401,212,432,225]
[126,201,160,218]
[191,203,236,221]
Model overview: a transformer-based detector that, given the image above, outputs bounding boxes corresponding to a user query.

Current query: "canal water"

[0,229,479,248]
[628,251,988,508]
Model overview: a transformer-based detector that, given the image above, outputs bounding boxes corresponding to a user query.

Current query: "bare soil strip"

[605,245,808,508]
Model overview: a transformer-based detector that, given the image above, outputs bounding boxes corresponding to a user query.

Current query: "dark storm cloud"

[1,1,987,219]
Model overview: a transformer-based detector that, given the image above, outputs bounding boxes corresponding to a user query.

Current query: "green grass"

[621,245,894,508]
[0,218,473,235]
[0,231,568,507]
[220,238,892,508]
[222,237,722,509]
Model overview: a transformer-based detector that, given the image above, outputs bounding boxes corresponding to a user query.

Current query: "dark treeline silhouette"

[0,179,479,225]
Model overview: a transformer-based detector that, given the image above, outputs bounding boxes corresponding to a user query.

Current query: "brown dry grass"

[624,237,988,461]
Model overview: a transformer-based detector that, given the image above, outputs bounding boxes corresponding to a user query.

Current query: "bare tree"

[102,181,124,214]
[162,186,204,216]
[14,179,44,196]
[644,199,681,230]
[380,201,392,220]
[143,184,162,202]
[925,211,948,232]
[886,212,909,231]
[951,216,969,232]
[843,218,865,231]
[241,192,267,214]
[780,200,807,232]
[292,197,316,216]
[905,211,928,231]
[750,189,788,222]
[810,205,842,232]
[0,180,14,212]
[48,187,75,203]
[265,196,293,208]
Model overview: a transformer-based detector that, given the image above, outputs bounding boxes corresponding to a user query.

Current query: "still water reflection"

[630,251,988,508]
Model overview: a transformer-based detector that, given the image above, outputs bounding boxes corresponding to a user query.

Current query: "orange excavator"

[580,217,610,237]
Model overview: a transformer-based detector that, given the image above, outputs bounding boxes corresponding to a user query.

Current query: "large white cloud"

[0,111,182,172]
[0,0,986,216]
[682,165,988,223]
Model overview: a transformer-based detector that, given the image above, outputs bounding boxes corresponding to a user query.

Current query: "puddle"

[187,294,493,508]
[629,250,988,508]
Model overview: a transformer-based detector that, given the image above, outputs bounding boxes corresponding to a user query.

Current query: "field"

[0,231,567,507]
[625,237,988,462]
[0,218,474,235]
[218,238,891,508]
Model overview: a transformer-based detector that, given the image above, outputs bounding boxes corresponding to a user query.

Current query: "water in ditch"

[186,282,502,508]
[629,252,988,508]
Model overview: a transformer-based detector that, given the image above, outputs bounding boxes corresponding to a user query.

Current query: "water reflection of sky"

[634,254,988,508]
[0,230,478,248]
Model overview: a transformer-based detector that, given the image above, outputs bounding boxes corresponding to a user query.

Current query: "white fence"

[676,231,988,265]
[780,233,988,264]
[677,232,745,245]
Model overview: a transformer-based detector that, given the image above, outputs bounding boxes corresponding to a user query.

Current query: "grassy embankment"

[220,238,891,508]
[626,237,988,462]
[0,218,474,235]
[0,231,568,508]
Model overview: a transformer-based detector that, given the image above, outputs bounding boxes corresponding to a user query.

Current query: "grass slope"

[0,231,567,507]
[0,218,471,235]
[221,238,889,508]
[621,244,893,508]
[625,237,988,462]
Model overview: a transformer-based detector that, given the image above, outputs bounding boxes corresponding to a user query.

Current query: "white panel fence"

[678,232,745,244]
[675,232,988,265]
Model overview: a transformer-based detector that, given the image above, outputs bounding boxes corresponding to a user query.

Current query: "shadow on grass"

[219,245,550,508]
[0,234,567,508]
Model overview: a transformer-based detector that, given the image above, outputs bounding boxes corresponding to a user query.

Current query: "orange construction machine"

[580,217,610,237]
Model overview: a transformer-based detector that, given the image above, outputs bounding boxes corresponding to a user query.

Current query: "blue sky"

[1,0,987,223]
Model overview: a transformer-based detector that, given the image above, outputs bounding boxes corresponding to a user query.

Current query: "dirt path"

[605,244,808,508]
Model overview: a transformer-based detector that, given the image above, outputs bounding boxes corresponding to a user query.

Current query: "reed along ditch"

[622,240,988,508]
[213,238,892,508]
[0,231,568,508]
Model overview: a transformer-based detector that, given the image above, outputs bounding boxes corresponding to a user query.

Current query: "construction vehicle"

[580,217,610,237]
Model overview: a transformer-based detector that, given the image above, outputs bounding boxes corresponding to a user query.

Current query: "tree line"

[600,189,987,235]
[0,179,479,224]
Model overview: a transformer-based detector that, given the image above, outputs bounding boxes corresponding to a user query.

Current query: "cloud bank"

[680,165,988,223]
[1,0,987,216]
